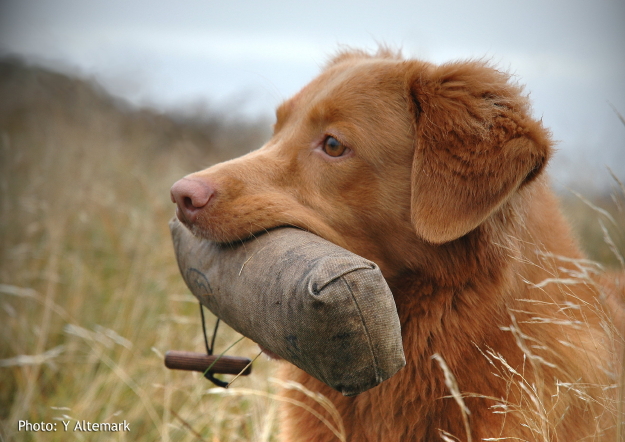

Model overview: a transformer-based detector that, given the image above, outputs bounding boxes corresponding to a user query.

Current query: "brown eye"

[322,136,347,157]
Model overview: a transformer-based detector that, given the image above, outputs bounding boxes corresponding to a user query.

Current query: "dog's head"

[171,49,552,277]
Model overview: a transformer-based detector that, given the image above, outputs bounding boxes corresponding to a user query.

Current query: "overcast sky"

[1,0,624,191]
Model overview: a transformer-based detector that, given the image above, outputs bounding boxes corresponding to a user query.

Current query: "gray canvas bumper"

[170,218,405,396]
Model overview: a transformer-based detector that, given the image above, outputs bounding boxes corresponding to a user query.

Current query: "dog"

[170,48,621,441]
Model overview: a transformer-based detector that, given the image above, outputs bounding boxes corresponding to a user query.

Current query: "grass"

[0,57,623,441]
[0,57,278,442]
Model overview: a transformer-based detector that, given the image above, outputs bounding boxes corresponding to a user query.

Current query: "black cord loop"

[199,303,229,388]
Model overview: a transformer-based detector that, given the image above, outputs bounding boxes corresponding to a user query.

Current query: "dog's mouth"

[235,225,311,244]
[187,219,319,247]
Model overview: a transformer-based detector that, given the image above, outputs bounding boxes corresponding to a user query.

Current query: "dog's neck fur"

[279,177,614,441]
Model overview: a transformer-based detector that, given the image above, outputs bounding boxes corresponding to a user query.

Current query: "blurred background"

[2,0,624,191]
[0,1,623,441]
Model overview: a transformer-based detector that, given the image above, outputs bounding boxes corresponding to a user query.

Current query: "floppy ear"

[409,61,552,244]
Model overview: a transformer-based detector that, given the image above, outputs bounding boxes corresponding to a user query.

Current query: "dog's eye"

[322,136,347,157]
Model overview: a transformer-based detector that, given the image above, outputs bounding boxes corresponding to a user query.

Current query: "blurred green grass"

[0,57,622,441]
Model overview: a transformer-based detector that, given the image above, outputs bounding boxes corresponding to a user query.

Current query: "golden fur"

[171,49,622,441]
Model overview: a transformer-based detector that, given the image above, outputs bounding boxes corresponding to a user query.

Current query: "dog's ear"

[409,61,552,244]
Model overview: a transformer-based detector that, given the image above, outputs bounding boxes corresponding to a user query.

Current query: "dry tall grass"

[0,57,622,441]
[0,57,278,442]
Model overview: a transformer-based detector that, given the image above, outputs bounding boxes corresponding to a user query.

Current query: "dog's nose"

[170,177,215,224]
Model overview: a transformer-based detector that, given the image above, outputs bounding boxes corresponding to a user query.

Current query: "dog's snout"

[170,177,215,224]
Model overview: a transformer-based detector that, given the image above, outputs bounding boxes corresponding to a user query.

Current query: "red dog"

[171,49,621,441]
